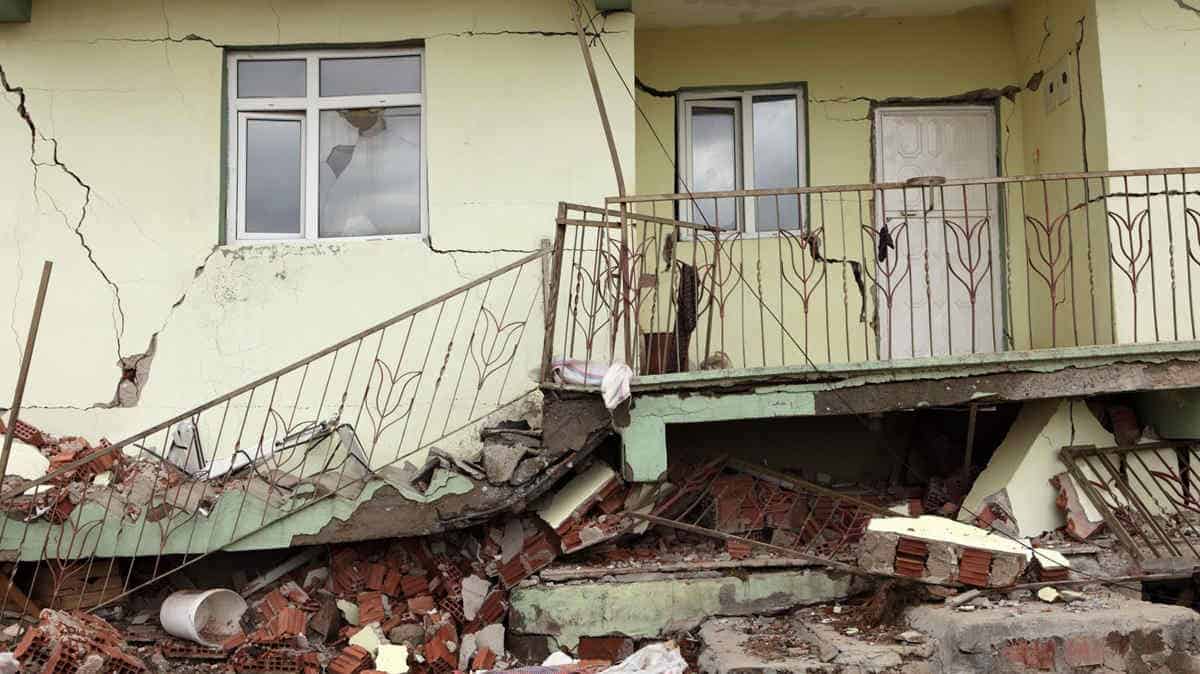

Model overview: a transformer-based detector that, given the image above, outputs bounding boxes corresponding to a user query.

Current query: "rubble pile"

[13,609,148,673]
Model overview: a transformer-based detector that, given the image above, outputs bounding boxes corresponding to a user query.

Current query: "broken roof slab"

[0,441,602,563]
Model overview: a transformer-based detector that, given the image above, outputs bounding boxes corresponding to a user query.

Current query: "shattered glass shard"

[326,144,356,179]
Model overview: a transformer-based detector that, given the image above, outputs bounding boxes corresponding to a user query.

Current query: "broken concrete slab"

[1,440,48,480]
[697,616,931,674]
[483,444,525,484]
[536,462,617,532]
[960,399,1113,539]
[509,569,854,650]
[909,593,1200,672]
[858,515,1029,587]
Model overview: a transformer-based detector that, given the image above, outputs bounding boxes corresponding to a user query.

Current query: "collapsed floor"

[3,392,1200,672]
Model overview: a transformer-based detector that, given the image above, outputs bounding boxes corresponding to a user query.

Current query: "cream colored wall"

[630,10,1029,367]
[1093,0,1200,344]
[0,1,634,459]
[1008,0,1112,350]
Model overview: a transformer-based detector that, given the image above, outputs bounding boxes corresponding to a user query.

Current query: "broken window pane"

[318,107,421,237]
[753,95,800,231]
[690,104,739,230]
[320,56,421,97]
[245,118,304,234]
[237,59,306,98]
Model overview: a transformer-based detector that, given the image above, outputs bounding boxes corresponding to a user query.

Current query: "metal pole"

[0,260,52,481]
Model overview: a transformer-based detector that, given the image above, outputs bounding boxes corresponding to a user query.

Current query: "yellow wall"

[635,10,1025,194]
[1006,0,1113,349]
[0,0,634,457]
[627,10,1034,368]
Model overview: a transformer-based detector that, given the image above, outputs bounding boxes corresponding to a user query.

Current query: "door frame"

[871,103,1007,359]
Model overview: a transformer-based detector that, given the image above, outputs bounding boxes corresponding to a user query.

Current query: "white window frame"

[225,47,427,243]
[676,86,808,236]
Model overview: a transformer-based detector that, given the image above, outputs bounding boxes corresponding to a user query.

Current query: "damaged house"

[3,0,1200,671]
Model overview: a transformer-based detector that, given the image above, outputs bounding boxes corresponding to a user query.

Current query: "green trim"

[619,386,816,481]
[594,0,632,10]
[218,51,229,246]
[0,0,31,22]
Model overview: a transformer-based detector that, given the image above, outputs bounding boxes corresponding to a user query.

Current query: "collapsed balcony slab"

[508,568,857,650]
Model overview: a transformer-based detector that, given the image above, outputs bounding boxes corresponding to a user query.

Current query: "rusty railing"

[542,167,1200,379]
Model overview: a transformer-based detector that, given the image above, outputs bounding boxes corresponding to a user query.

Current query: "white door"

[874,106,1003,360]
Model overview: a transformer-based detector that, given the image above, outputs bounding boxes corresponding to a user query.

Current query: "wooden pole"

[0,260,52,481]
[568,0,634,364]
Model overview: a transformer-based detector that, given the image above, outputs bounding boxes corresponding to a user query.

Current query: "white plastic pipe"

[159,589,247,647]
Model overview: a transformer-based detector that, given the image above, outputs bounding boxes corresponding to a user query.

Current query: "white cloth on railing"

[551,358,609,386]
[601,363,633,410]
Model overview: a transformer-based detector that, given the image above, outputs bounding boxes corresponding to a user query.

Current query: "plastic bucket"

[159,589,247,647]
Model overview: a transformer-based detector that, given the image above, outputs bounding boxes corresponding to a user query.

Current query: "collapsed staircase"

[0,250,555,614]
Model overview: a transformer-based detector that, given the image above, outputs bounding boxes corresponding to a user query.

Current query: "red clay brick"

[578,636,635,663]
[473,646,497,670]
[1063,635,1105,668]
[408,594,436,614]
[725,539,752,560]
[1001,639,1056,671]
[357,591,387,625]
[401,574,429,598]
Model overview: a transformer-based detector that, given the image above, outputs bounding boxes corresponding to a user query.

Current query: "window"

[677,87,807,233]
[226,49,425,241]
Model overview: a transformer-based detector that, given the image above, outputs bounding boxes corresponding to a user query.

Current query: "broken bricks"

[14,610,149,674]
[858,515,1028,588]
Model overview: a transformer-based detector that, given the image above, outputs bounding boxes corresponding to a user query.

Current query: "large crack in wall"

[1,10,626,412]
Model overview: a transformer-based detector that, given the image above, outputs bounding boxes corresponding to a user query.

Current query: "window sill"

[225,232,427,247]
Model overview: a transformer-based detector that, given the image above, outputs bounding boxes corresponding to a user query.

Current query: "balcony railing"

[543,167,1200,382]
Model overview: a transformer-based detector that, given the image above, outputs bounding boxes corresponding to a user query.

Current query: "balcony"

[544,167,1200,392]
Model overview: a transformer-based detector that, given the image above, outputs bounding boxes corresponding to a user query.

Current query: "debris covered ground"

[4,398,1200,673]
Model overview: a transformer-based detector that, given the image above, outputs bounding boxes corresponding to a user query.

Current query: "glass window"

[319,107,421,237]
[753,95,800,231]
[689,104,739,230]
[228,49,424,241]
[237,60,306,98]
[244,117,303,234]
[679,87,806,233]
[320,56,421,97]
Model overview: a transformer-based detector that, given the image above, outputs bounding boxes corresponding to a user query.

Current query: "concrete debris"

[896,630,927,644]
[511,455,552,486]
[960,399,1114,539]
[945,589,981,608]
[14,610,148,673]
[858,515,1029,588]
[483,443,526,484]
[1049,472,1105,541]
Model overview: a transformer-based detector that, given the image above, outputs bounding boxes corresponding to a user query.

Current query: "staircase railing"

[0,248,550,614]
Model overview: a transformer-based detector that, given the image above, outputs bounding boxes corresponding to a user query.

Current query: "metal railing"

[0,249,549,614]
[544,167,1200,379]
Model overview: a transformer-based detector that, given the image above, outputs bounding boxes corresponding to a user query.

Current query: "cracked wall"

[1092,0,1200,345]
[0,0,635,446]
[631,8,1030,365]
